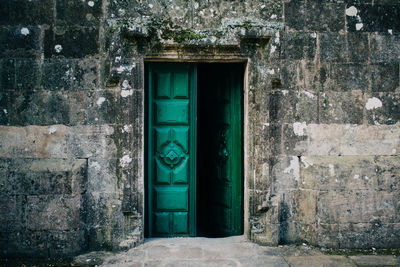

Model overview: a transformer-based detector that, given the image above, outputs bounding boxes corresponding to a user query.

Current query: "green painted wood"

[197,64,243,236]
[148,63,196,237]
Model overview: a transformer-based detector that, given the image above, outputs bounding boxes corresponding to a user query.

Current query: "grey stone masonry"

[1,0,400,258]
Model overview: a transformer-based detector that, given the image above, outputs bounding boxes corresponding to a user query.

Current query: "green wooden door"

[197,64,243,236]
[148,63,242,237]
[147,63,196,237]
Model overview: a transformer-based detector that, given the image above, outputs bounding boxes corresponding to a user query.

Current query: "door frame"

[144,57,250,238]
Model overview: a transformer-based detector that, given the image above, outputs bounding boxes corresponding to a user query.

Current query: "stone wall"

[0,0,143,257]
[0,0,399,257]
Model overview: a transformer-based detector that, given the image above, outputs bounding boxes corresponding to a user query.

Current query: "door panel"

[197,64,243,237]
[148,63,242,237]
[148,63,196,237]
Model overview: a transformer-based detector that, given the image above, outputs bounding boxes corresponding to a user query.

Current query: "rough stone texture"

[1,0,400,258]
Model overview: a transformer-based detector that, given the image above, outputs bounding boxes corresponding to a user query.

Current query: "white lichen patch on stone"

[293,122,307,136]
[303,91,315,99]
[116,64,135,74]
[346,6,358,16]
[121,89,133,97]
[48,126,57,135]
[96,97,106,106]
[122,124,132,133]
[274,31,280,43]
[270,45,277,54]
[329,164,335,176]
[20,27,30,36]
[300,156,313,169]
[366,97,383,110]
[284,156,300,181]
[120,155,133,168]
[54,44,63,53]
[121,79,134,97]
[88,1,95,7]
[356,23,364,31]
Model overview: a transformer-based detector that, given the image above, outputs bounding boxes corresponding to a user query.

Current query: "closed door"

[147,62,243,237]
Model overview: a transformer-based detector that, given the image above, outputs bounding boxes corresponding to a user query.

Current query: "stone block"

[16,59,40,90]
[8,0,54,25]
[48,229,88,257]
[290,190,317,224]
[0,125,69,159]
[366,92,400,125]
[370,34,400,63]
[26,194,84,230]
[371,63,400,92]
[87,158,118,193]
[264,123,282,156]
[44,26,100,58]
[295,124,400,156]
[272,156,300,192]
[347,4,400,33]
[281,60,320,92]
[317,190,399,224]
[339,222,400,249]
[8,90,71,125]
[269,91,318,124]
[1,158,87,195]
[0,92,8,125]
[73,58,100,90]
[0,26,41,58]
[347,33,369,62]
[300,156,400,192]
[349,256,400,267]
[282,123,309,156]
[319,33,368,62]
[66,125,117,158]
[0,59,15,90]
[320,90,364,124]
[284,2,345,32]
[56,0,103,26]
[285,256,356,267]
[0,1,9,25]
[321,63,369,92]
[317,223,340,248]
[41,59,74,91]
[0,195,26,232]
[118,89,144,124]
[281,32,317,60]
[320,33,347,62]
[17,230,49,258]
[81,89,119,125]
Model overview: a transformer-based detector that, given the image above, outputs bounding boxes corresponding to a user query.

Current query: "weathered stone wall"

[0,0,399,257]
[0,0,143,257]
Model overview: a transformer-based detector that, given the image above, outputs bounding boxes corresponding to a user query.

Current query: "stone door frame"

[143,46,251,237]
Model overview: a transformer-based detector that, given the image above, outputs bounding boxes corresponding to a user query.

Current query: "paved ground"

[73,236,400,267]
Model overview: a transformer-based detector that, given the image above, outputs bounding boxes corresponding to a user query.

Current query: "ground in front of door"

[70,236,400,267]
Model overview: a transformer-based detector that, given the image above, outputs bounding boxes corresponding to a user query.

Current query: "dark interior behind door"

[197,63,244,237]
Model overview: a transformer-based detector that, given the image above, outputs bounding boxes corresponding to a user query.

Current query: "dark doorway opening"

[197,63,244,237]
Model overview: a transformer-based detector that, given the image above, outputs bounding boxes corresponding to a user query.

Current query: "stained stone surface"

[1,0,400,258]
